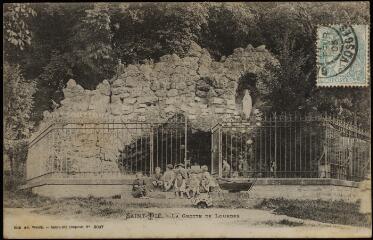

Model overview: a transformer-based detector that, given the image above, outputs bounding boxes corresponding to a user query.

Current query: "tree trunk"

[8,149,13,173]
[9,153,14,189]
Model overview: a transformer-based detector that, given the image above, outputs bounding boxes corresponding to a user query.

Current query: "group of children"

[132,163,218,199]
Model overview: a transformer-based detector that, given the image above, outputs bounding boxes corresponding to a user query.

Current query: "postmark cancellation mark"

[316,25,369,87]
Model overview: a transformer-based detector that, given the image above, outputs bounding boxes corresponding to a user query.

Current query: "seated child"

[132,172,147,198]
[152,167,163,189]
[202,171,219,192]
[185,159,191,169]
[201,165,209,173]
[175,163,188,179]
[197,165,209,182]
[188,171,200,198]
[174,173,187,198]
[184,176,191,199]
[199,174,210,193]
[196,168,203,182]
[162,164,175,192]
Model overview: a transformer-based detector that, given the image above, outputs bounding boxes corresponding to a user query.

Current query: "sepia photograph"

[3,2,371,238]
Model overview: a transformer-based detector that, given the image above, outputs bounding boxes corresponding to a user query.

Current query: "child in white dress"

[174,173,187,198]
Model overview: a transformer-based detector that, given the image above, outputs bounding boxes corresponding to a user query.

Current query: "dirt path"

[4,207,371,238]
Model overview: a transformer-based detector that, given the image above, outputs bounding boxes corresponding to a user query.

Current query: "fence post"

[218,124,222,178]
[274,113,277,178]
[150,125,154,175]
[184,114,188,167]
[324,116,328,178]
[211,126,214,174]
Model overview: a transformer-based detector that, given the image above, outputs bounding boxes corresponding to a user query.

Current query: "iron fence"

[27,114,187,183]
[27,112,370,184]
[211,114,370,181]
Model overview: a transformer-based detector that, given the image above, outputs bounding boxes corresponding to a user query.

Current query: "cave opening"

[117,130,213,175]
[186,128,212,170]
[117,114,213,175]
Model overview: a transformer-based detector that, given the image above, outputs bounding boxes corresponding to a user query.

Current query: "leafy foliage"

[113,3,208,63]
[256,3,370,127]
[32,51,73,122]
[260,36,314,114]
[3,3,37,51]
[200,2,263,60]
[3,63,36,179]
[3,63,36,141]
[68,3,115,86]
[3,2,371,129]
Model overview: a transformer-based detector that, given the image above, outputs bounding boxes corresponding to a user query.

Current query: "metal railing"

[27,112,370,183]
[211,114,370,182]
[26,114,187,181]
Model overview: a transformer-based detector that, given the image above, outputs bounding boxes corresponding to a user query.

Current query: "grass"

[4,190,371,227]
[213,192,255,208]
[255,198,372,227]
[3,189,56,208]
[4,189,254,218]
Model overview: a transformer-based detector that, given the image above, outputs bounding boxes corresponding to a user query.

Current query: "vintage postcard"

[3,2,371,239]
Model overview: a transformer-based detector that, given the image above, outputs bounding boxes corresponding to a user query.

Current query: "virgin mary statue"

[242,89,252,119]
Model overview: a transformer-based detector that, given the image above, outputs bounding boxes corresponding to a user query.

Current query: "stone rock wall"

[28,43,276,177]
[39,42,276,132]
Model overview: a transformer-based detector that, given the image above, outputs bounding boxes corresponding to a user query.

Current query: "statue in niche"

[242,89,252,119]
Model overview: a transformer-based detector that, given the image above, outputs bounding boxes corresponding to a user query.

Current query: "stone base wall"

[32,184,362,203]
[251,185,360,203]
[29,177,364,203]
[32,185,132,198]
[249,178,362,203]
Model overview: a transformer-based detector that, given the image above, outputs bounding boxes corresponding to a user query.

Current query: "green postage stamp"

[316,25,370,87]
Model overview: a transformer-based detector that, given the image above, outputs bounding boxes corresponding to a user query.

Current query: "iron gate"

[211,114,371,181]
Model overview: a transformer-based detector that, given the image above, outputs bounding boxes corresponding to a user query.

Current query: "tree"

[68,3,115,87]
[32,51,74,122]
[200,2,263,60]
[3,63,36,183]
[256,2,370,127]
[3,4,37,186]
[3,3,37,54]
[259,33,314,114]
[3,2,371,129]
[26,3,114,123]
[112,2,208,63]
